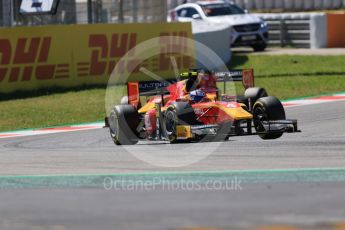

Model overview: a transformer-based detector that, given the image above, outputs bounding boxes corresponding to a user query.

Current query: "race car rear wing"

[127,69,255,107]
[136,80,177,96]
[215,69,254,89]
[127,80,176,108]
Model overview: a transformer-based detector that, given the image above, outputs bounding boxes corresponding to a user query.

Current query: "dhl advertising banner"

[0,23,194,93]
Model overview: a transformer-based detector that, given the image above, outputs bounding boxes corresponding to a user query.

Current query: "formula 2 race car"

[105,69,300,145]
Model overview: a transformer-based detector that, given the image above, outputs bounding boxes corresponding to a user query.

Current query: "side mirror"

[192,14,202,20]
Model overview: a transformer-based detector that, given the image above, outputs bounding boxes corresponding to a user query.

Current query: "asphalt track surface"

[0,100,345,229]
[1,101,345,175]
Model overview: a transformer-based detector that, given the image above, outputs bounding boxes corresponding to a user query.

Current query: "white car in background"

[169,1,269,52]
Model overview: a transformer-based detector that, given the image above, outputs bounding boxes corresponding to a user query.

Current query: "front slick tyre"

[253,96,286,140]
[109,105,139,145]
[163,102,198,144]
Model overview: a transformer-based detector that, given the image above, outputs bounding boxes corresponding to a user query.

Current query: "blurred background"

[1,0,345,27]
[1,0,168,26]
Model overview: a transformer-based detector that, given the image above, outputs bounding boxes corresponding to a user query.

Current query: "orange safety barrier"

[327,13,345,48]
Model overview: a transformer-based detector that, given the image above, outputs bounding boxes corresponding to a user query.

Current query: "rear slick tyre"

[109,105,139,145]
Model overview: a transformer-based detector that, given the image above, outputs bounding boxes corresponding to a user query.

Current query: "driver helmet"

[189,89,206,103]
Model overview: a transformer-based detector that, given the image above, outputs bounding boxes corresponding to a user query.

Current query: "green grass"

[230,54,345,99]
[1,54,345,132]
[257,75,345,99]
[230,54,345,78]
[0,89,106,132]
[226,75,345,100]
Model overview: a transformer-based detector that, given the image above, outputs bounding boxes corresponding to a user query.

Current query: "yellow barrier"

[0,23,193,93]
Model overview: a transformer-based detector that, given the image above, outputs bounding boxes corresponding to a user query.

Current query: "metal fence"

[0,0,167,27]
[168,0,345,10]
[256,13,326,48]
[233,0,345,11]
[266,18,311,48]
[98,0,167,24]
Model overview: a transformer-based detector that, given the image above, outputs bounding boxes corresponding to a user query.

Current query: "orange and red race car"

[106,69,300,145]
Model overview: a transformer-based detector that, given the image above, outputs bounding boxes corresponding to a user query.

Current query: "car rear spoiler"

[136,80,177,96]
[127,79,177,108]
[127,69,254,107]
[127,80,176,108]
[215,69,254,89]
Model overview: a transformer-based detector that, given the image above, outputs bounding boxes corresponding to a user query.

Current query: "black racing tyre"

[252,43,267,52]
[244,87,268,106]
[108,105,140,145]
[253,96,286,140]
[120,96,128,105]
[163,102,199,144]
